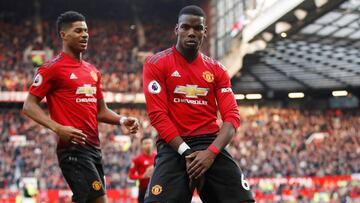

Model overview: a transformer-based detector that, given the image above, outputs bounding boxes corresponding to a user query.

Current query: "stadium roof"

[232,0,360,98]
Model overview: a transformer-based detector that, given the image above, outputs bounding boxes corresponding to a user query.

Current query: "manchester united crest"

[202,71,214,83]
[92,180,102,191]
[151,184,162,195]
[90,71,98,82]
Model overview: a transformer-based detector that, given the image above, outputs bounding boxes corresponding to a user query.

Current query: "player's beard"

[184,39,200,50]
[78,41,88,52]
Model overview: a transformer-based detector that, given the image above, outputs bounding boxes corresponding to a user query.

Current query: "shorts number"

[241,174,250,190]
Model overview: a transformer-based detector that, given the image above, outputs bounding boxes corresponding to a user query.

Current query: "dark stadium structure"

[232,0,360,102]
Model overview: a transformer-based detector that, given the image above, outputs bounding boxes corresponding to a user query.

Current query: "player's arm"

[128,159,142,180]
[23,94,87,144]
[209,68,240,151]
[143,60,191,156]
[97,99,139,134]
[95,70,139,134]
[187,67,240,179]
[23,94,60,134]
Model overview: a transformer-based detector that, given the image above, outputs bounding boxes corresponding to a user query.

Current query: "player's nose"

[81,32,89,38]
[187,28,196,37]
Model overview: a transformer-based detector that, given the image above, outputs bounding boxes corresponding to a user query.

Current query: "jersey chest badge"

[202,71,214,83]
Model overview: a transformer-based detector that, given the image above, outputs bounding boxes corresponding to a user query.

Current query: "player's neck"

[144,151,152,156]
[176,45,199,63]
[63,46,82,61]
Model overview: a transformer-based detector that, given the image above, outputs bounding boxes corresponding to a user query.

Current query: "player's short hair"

[178,5,206,19]
[56,11,85,36]
[141,135,152,143]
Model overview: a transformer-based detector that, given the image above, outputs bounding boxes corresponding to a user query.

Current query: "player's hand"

[186,149,216,180]
[122,117,139,134]
[185,152,205,193]
[185,152,198,192]
[54,125,87,145]
[142,166,154,178]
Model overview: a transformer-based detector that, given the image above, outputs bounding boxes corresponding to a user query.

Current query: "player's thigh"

[58,154,106,203]
[144,144,192,203]
[88,194,107,203]
[199,150,254,203]
[95,162,106,190]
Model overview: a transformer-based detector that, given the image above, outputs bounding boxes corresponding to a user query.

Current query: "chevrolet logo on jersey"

[76,84,96,96]
[174,85,209,98]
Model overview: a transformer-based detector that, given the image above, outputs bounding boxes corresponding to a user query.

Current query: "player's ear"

[60,30,66,40]
[204,25,208,38]
[174,24,179,36]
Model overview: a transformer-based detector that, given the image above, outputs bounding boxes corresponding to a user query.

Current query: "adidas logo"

[171,70,181,77]
[70,73,78,79]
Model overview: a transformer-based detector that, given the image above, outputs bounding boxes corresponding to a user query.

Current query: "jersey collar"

[61,51,83,65]
[172,46,202,65]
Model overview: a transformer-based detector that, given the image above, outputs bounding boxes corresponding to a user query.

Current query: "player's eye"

[195,25,204,31]
[181,24,190,30]
[75,28,88,34]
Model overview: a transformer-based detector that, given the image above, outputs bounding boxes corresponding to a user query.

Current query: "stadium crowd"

[233,107,360,177]
[0,108,153,190]
[1,107,359,193]
[0,20,175,93]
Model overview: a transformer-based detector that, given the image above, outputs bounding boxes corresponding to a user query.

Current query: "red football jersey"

[128,152,156,192]
[29,52,103,149]
[143,46,240,143]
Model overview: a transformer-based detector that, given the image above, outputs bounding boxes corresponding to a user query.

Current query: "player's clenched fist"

[121,117,140,134]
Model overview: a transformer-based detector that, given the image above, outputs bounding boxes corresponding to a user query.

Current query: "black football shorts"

[57,145,106,203]
[144,135,255,203]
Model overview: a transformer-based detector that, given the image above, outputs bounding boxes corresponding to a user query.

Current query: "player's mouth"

[79,40,88,47]
[185,40,198,46]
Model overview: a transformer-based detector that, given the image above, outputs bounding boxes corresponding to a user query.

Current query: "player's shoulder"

[82,60,100,72]
[41,52,65,69]
[145,47,174,65]
[201,53,227,71]
[132,154,143,162]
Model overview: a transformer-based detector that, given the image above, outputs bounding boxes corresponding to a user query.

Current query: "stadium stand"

[1,107,359,202]
[0,20,175,93]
